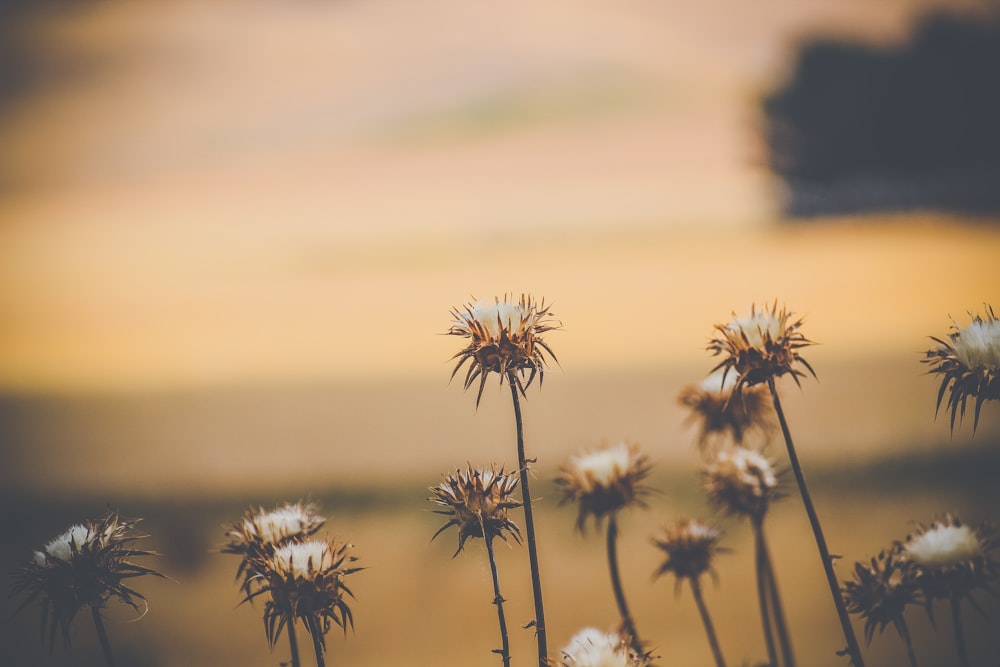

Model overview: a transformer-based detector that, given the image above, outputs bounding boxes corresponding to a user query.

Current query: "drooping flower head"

[652,519,725,593]
[679,369,775,450]
[702,446,781,523]
[708,301,815,397]
[547,627,654,667]
[244,537,362,653]
[12,512,163,650]
[555,442,652,532]
[898,514,997,615]
[842,548,920,644]
[430,464,522,555]
[223,501,326,593]
[923,305,1000,433]
[448,294,559,406]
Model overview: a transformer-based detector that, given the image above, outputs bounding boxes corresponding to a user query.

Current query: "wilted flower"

[223,501,326,593]
[547,627,654,667]
[924,305,1000,432]
[679,369,775,449]
[556,442,652,532]
[652,519,725,591]
[430,464,522,555]
[703,447,780,523]
[12,512,163,650]
[842,549,921,644]
[448,294,559,406]
[245,537,362,653]
[708,301,815,396]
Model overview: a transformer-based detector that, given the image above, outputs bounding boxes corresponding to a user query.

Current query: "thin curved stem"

[486,537,512,667]
[606,514,643,654]
[759,521,796,667]
[690,577,727,667]
[287,617,302,667]
[311,629,326,667]
[91,606,117,667]
[752,520,778,667]
[508,374,548,667]
[896,617,918,667]
[950,595,970,667]
[768,378,864,667]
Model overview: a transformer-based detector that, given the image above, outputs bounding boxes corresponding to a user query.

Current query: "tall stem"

[486,537,512,667]
[768,378,864,667]
[287,617,302,667]
[311,629,326,667]
[759,521,796,667]
[950,596,970,667]
[896,617,919,667]
[508,374,548,666]
[752,520,779,667]
[91,606,117,667]
[690,577,727,667]
[606,514,643,654]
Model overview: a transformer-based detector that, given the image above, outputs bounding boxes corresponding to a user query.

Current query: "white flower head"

[42,524,96,563]
[246,503,325,546]
[272,540,336,580]
[903,523,984,569]
[556,441,651,531]
[703,446,780,520]
[952,315,1000,370]
[553,628,648,667]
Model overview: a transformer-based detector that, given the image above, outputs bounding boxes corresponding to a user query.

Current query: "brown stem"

[690,577,727,667]
[508,374,548,667]
[287,617,302,667]
[606,514,643,654]
[950,595,970,667]
[759,521,796,667]
[752,520,779,667]
[896,616,918,667]
[311,628,326,667]
[91,606,117,667]
[768,378,864,667]
[486,536,512,667]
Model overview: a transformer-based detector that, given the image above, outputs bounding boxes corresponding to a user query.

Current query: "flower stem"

[760,522,796,667]
[287,617,302,667]
[508,373,549,667]
[690,577,727,667]
[607,514,644,654]
[896,617,918,667]
[767,378,864,667]
[752,520,779,667]
[950,595,970,667]
[91,606,117,667]
[311,629,326,667]
[486,536,512,667]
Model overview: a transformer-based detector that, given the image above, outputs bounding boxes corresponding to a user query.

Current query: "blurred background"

[1,1,999,665]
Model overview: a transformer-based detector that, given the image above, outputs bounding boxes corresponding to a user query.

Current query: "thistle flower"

[924,305,1000,432]
[708,301,815,396]
[556,442,652,532]
[430,464,523,555]
[652,519,725,590]
[12,512,163,651]
[842,549,921,645]
[898,514,997,607]
[448,294,559,406]
[702,447,780,523]
[679,369,775,449]
[547,627,654,667]
[245,537,362,654]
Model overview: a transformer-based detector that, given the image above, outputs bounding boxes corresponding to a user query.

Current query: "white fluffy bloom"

[467,299,530,340]
[568,443,636,491]
[903,524,984,568]
[728,309,785,349]
[557,628,633,667]
[953,316,1000,370]
[698,368,739,395]
[42,524,96,563]
[246,504,321,545]
[272,541,335,580]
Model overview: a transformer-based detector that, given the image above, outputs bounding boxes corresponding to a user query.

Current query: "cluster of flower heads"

[924,304,1000,432]
[224,502,361,653]
[12,512,163,650]
[448,294,560,406]
[547,628,654,667]
[429,464,523,555]
[555,441,652,532]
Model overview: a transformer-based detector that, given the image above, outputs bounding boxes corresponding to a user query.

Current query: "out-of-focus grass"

[2,443,998,667]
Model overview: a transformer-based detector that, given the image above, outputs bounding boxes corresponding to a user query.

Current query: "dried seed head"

[448,294,559,406]
[702,446,780,522]
[12,512,163,650]
[245,537,362,653]
[555,442,652,532]
[679,369,775,451]
[923,305,1000,433]
[842,549,920,644]
[708,301,815,397]
[652,519,725,589]
[430,464,522,555]
[547,627,654,667]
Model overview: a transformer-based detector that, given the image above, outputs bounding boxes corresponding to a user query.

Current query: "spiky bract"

[652,519,725,593]
[12,512,163,650]
[702,446,780,523]
[924,305,1000,433]
[547,627,654,667]
[430,464,522,555]
[556,442,652,532]
[842,549,920,644]
[448,294,559,406]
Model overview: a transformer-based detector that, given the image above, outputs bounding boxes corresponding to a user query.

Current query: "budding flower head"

[448,294,559,406]
[652,519,725,592]
[430,464,522,555]
[842,549,920,644]
[923,304,1000,433]
[12,512,163,650]
[708,301,815,397]
[702,446,780,523]
[547,627,654,667]
[244,537,362,653]
[679,369,775,451]
[555,441,652,532]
